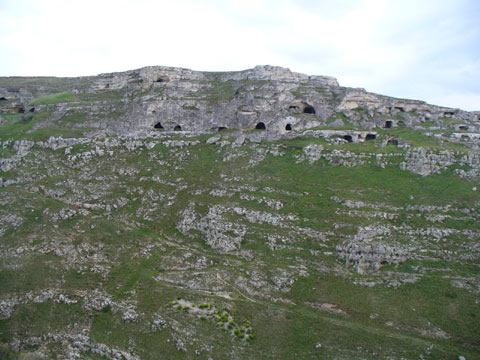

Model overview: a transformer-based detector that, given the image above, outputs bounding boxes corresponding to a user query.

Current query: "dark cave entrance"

[255,122,266,130]
[285,124,292,131]
[384,120,393,129]
[154,122,164,129]
[365,134,376,141]
[303,104,316,114]
[343,135,353,143]
[174,125,182,131]
[218,126,227,131]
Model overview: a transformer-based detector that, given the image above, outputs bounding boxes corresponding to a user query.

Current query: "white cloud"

[0,0,479,110]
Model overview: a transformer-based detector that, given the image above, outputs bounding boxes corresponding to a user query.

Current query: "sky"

[0,0,479,110]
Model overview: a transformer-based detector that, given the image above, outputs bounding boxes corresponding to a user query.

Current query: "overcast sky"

[0,0,479,110]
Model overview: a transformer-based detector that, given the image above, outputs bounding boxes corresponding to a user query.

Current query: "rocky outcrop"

[1,65,478,138]
[337,225,407,274]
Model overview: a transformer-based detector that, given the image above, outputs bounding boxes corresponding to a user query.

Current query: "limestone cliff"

[1,65,478,138]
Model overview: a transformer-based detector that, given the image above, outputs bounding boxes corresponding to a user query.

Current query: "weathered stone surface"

[1,65,477,139]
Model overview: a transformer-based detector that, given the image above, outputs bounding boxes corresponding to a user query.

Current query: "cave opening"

[218,126,227,131]
[365,134,376,141]
[303,104,316,114]
[459,125,469,131]
[285,124,292,131]
[343,135,353,143]
[255,122,266,130]
[154,122,164,129]
[388,139,399,146]
[174,125,182,131]
[0,97,6,101]
[384,120,393,129]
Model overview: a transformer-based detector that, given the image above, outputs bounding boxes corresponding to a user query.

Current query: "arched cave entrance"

[29,107,35,113]
[154,122,164,129]
[0,97,6,101]
[459,125,469,131]
[303,104,316,114]
[174,125,182,131]
[384,120,393,129]
[343,135,353,143]
[255,122,266,130]
[15,106,25,114]
[285,124,292,131]
[365,134,376,141]
[218,126,227,131]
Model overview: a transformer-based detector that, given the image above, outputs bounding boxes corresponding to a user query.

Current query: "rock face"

[1,65,478,138]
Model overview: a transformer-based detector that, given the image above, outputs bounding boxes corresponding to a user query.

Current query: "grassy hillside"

[0,73,479,359]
